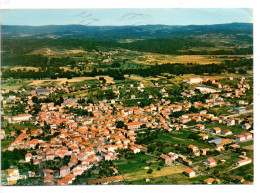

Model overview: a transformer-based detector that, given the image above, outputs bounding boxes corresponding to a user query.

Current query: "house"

[227,119,235,126]
[198,133,208,140]
[233,107,246,114]
[1,129,5,139]
[229,144,240,150]
[168,152,178,160]
[60,166,70,177]
[7,168,20,184]
[235,176,245,183]
[130,146,140,154]
[109,166,119,174]
[242,123,251,130]
[204,158,217,166]
[183,168,196,178]
[160,154,172,165]
[194,150,200,156]
[183,159,192,166]
[12,114,32,122]
[44,174,53,185]
[57,174,75,185]
[188,145,199,152]
[236,135,246,142]
[72,167,84,176]
[236,158,252,167]
[247,117,253,124]
[212,127,221,134]
[195,124,205,130]
[222,129,232,136]
[215,144,225,151]
[130,95,136,99]
[201,148,210,155]
[245,133,253,140]
[43,169,54,177]
[220,138,231,145]
[25,153,32,162]
[204,178,215,184]
[125,121,142,130]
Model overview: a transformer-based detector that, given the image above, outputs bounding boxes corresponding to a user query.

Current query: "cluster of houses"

[1,75,253,185]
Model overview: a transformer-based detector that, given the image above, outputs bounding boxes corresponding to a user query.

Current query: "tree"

[116,121,125,129]
[147,169,153,174]
[32,96,39,103]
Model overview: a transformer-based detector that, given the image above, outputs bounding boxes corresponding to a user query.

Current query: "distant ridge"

[1,23,253,39]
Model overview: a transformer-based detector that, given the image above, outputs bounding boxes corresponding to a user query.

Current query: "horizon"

[1,21,253,27]
[1,9,253,26]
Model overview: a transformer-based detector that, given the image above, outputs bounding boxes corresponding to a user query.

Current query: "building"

[245,133,253,140]
[212,127,221,134]
[236,158,252,167]
[1,129,5,139]
[222,129,232,136]
[12,114,32,123]
[195,124,205,130]
[6,167,26,185]
[204,178,215,184]
[36,89,50,95]
[236,135,246,142]
[125,121,142,130]
[233,107,246,114]
[160,154,172,165]
[60,166,70,177]
[242,123,251,130]
[130,146,140,154]
[168,152,178,161]
[204,158,217,167]
[198,133,208,140]
[25,153,32,162]
[183,168,196,178]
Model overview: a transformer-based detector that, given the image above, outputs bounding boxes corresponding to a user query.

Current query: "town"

[1,72,253,185]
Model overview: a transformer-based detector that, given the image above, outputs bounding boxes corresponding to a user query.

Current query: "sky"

[1,8,253,26]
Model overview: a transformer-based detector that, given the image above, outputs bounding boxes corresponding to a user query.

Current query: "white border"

[0,1,259,193]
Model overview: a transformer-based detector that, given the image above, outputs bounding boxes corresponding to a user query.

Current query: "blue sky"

[1,8,253,26]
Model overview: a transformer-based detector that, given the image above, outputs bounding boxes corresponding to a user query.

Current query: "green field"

[158,130,212,149]
[113,153,187,183]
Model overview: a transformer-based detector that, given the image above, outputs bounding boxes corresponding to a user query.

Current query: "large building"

[36,89,50,95]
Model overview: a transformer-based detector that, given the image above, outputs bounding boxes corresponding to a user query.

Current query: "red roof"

[125,121,142,126]
[184,168,194,174]
[207,158,216,163]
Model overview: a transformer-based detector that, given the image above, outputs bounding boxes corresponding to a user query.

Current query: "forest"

[1,58,253,80]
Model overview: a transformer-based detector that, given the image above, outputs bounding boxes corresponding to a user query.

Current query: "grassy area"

[229,163,253,181]
[158,130,212,149]
[136,173,207,184]
[113,153,187,183]
[239,140,253,148]
[1,123,40,135]
[1,79,33,90]
[1,139,12,150]
[124,164,187,183]
[113,154,155,174]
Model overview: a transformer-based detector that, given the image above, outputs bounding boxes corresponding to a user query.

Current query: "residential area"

[1,74,253,185]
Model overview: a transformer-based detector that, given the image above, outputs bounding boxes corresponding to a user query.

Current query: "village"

[1,74,253,185]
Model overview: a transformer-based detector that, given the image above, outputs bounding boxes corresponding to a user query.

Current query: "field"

[1,79,33,90]
[157,130,212,149]
[113,153,186,184]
